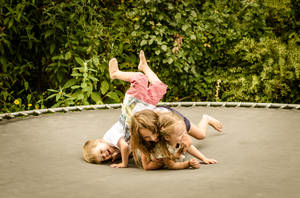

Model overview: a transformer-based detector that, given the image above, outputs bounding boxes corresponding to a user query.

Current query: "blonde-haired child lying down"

[82,50,168,168]
[130,108,222,170]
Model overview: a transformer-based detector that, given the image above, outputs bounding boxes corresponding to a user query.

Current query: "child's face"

[94,141,115,162]
[165,123,186,146]
[139,128,159,143]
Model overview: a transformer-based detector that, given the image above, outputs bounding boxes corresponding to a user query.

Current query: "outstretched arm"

[163,158,200,170]
[111,138,130,168]
[141,153,164,170]
[187,145,217,164]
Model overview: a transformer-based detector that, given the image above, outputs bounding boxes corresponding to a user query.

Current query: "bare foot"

[204,114,223,132]
[109,58,119,80]
[138,50,148,72]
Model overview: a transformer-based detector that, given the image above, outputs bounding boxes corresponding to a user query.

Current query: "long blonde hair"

[130,109,160,167]
[157,111,185,160]
[131,109,186,167]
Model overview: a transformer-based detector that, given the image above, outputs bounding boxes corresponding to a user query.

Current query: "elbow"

[142,162,164,171]
[143,167,152,171]
[142,164,154,171]
[141,161,152,171]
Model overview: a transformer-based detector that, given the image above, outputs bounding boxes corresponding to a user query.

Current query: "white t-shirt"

[102,121,124,149]
[102,94,156,149]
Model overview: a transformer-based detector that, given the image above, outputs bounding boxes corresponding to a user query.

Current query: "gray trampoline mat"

[0,106,300,198]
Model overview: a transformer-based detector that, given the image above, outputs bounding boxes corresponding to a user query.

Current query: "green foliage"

[0,0,122,112]
[46,57,122,107]
[265,0,300,42]
[221,36,300,103]
[0,0,299,113]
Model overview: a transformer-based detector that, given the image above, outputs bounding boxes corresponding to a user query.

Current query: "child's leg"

[109,58,142,82]
[188,114,222,140]
[137,50,168,106]
[138,50,162,83]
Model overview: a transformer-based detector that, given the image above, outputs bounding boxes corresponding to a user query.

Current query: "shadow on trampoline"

[0,106,299,198]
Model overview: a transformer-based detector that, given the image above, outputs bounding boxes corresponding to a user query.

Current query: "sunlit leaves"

[100,81,109,95]
[1,0,299,113]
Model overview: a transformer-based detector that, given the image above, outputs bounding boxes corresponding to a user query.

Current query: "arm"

[163,158,200,170]
[163,158,190,170]
[141,153,164,170]
[187,145,217,164]
[163,135,200,170]
[111,137,130,168]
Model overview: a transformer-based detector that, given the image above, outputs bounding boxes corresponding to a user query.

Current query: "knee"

[130,72,147,84]
[195,134,206,140]
[134,72,146,80]
[202,114,209,120]
[192,132,206,140]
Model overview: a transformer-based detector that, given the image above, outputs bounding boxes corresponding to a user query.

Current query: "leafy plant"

[220,36,300,103]
[1,0,299,113]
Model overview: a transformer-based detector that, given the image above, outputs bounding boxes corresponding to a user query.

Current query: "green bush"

[220,36,300,103]
[0,0,299,113]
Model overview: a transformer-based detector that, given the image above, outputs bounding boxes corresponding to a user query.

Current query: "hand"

[110,162,128,168]
[202,158,218,164]
[189,158,200,169]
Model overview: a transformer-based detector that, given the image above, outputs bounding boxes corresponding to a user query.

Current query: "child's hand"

[202,158,218,164]
[189,158,200,169]
[110,162,128,168]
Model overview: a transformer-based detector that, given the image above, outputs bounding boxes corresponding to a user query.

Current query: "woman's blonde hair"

[130,109,159,167]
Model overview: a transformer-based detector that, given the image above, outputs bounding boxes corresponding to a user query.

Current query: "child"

[82,50,168,168]
[130,107,222,170]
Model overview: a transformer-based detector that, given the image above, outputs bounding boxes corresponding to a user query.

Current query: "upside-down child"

[82,50,168,168]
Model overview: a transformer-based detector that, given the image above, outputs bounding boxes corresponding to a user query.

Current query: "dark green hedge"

[1,0,299,113]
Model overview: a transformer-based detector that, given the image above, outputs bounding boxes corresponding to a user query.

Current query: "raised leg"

[138,50,162,83]
[188,114,222,140]
[109,58,142,82]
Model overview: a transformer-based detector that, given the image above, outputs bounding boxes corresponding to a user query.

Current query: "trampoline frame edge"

[0,102,299,121]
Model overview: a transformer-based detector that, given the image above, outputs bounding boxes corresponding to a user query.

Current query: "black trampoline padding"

[0,107,299,198]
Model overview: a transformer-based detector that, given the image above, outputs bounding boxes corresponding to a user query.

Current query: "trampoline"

[0,102,299,198]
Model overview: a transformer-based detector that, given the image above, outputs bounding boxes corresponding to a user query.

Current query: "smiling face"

[93,140,115,162]
[139,128,159,143]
